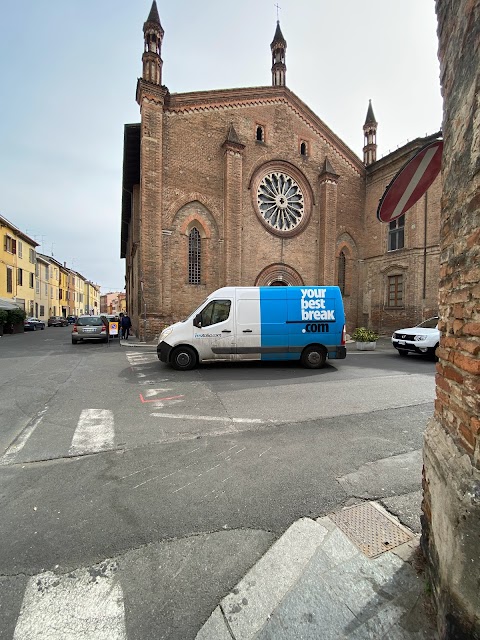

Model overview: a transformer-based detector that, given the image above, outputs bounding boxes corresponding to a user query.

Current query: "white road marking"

[0,407,47,465]
[13,563,126,640]
[150,413,266,424]
[69,409,115,456]
[259,447,272,457]
[144,388,173,397]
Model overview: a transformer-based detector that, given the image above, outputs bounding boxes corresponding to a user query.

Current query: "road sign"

[377,139,443,223]
[109,321,119,336]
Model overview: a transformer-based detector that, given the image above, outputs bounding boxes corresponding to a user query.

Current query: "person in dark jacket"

[120,314,132,340]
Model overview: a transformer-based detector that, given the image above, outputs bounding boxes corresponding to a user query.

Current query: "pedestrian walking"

[121,313,132,340]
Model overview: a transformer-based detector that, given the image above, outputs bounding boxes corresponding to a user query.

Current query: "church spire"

[142,1,164,85]
[363,99,378,166]
[271,21,287,87]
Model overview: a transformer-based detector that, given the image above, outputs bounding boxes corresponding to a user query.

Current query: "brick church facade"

[121,2,441,341]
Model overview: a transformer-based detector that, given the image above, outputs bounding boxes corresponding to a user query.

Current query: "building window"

[388,215,405,251]
[29,272,34,288]
[18,241,23,258]
[40,305,45,317]
[4,235,16,254]
[300,141,307,156]
[17,268,23,286]
[29,248,36,264]
[44,282,48,295]
[387,274,403,307]
[188,227,201,285]
[36,280,40,294]
[338,251,346,294]
[6,267,13,293]
[256,125,265,142]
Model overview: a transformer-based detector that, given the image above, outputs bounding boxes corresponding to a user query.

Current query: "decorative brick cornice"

[162,86,364,174]
[136,78,169,105]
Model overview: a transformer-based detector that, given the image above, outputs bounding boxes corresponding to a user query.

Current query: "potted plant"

[352,327,379,351]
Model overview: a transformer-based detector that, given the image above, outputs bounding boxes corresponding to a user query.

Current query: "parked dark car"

[48,316,68,327]
[24,317,46,331]
[67,315,77,324]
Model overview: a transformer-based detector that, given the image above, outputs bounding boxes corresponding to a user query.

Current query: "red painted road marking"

[139,393,184,403]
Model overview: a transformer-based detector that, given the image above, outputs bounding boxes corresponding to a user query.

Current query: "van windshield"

[182,299,207,322]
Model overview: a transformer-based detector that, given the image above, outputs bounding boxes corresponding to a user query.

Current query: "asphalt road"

[0,328,436,640]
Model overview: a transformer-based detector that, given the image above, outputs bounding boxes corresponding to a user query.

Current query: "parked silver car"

[71,316,108,344]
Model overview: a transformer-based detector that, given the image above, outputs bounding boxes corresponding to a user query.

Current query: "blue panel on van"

[259,288,291,360]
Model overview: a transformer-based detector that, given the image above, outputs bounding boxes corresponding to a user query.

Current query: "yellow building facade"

[0,214,38,313]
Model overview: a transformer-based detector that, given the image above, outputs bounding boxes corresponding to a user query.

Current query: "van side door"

[192,299,236,361]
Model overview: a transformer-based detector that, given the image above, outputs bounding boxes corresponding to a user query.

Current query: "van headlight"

[415,335,427,341]
[160,327,173,341]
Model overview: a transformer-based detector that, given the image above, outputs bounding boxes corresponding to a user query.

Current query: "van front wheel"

[301,345,327,369]
[171,346,197,371]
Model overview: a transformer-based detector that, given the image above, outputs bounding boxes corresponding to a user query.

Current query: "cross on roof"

[274,3,281,20]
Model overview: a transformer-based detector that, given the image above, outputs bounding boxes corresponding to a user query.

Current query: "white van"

[157,286,347,370]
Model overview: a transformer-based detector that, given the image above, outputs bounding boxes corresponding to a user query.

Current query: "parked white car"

[391,317,439,358]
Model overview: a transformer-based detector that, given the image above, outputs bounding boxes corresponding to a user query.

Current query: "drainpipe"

[423,191,428,300]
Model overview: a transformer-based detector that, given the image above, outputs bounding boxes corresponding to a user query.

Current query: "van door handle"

[243,329,252,333]
[222,330,231,333]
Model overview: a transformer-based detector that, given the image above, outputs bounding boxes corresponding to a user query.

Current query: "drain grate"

[329,502,413,558]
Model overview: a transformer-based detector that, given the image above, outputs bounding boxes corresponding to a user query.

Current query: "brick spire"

[271,21,287,87]
[363,100,378,166]
[142,1,164,85]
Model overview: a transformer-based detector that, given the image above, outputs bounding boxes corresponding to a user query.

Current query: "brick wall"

[421,2,480,637]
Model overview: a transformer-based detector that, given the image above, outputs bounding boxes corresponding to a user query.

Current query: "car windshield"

[77,317,103,326]
[416,317,439,329]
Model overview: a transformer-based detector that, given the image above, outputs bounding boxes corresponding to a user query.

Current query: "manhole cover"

[329,502,413,558]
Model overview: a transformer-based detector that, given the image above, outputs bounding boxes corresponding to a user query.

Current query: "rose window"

[257,172,305,233]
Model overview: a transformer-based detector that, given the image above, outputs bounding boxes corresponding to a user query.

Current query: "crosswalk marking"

[69,409,115,456]
[13,563,127,640]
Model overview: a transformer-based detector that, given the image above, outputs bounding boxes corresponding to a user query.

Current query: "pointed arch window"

[188,227,201,284]
[256,126,265,142]
[338,250,346,294]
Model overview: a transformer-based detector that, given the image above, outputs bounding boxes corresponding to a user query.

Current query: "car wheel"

[398,350,409,357]
[301,345,327,369]
[171,346,197,370]
[428,344,439,360]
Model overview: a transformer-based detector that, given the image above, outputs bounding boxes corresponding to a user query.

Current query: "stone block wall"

[421,1,480,637]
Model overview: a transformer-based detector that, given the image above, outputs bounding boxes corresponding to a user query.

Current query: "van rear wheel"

[301,345,327,369]
[171,346,197,371]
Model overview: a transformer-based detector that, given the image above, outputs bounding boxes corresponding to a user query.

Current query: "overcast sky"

[0,1,442,293]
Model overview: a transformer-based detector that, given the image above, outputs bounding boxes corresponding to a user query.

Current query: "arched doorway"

[255,264,303,287]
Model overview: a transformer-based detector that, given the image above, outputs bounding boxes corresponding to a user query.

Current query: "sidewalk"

[120,336,395,352]
[118,335,158,349]
[196,502,436,639]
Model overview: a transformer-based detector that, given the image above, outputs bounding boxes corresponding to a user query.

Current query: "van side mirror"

[193,314,202,328]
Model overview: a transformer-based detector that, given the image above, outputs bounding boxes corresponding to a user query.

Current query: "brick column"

[318,158,339,285]
[137,81,167,340]
[421,2,480,638]
[222,126,245,285]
